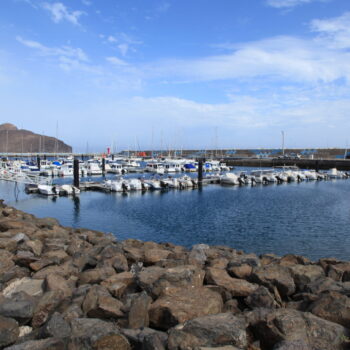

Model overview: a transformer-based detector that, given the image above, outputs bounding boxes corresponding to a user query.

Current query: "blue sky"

[1,0,350,152]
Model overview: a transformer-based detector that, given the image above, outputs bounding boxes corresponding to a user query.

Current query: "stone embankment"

[0,200,350,349]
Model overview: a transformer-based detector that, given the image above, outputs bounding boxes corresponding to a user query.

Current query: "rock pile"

[0,200,349,349]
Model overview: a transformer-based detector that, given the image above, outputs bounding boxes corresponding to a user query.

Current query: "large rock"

[288,264,325,292]
[45,274,72,299]
[79,267,116,285]
[250,265,295,297]
[69,318,129,349]
[149,286,223,330]
[249,308,349,350]
[121,327,167,350]
[206,267,258,297]
[101,272,135,298]
[1,278,43,298]
[245,286,278,309]
[128,291,152,328]
[82,285,124,319]
[144,248,171,265]
[41,312,71,339]
[32,291,63,328]
[327,262,350,282]
[3,338,66,350]
[168,313,247,350]
[0,292,36,324]
[0,315,19,348]
[308,291,350,328]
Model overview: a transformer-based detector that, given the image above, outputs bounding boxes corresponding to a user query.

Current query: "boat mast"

[281,131,285,156]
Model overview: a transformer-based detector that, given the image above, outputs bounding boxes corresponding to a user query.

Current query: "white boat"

[38,184,56,196]
[128,179,143,191]
[108,163,127,174]
[58,185,80,195]
[86,163,102,176]
[105,179,125,192]
[58,164,74,177]
[178,175,193,188]
[161,177,180,188]
[145,162,165,174]
[220,173,240,185]
[144,178,162,190]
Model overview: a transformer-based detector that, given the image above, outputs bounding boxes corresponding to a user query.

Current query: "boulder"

[327,262,350,282]
[92,334,131,350]
[288,264,325,291]
[249,308,349,350]
[136,266,165,296]
[206,267,258,297]
[69,318,129,349]
[308,291,350,328]
[0,292,36,324]
[32,291,63,328]
[128,291,152,328]
[0,315,19,348]
[188,244,209,266]
[2,278,43,298]
[79,267,116,285]
[82,285,124,319]
[41,312,71,339]
[149,286,223,330]
[227,264,252,279]
[101,272,135,298]
[144,248,171,265]
[245,286,278,309]
[121,327,167,350]
[45,274,72,299]
[250,265,295,297]
[168,313,247,350]
[3,338,66,350]
[273,340,311,350]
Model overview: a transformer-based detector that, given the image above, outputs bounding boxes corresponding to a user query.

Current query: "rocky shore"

[0,200,350,349]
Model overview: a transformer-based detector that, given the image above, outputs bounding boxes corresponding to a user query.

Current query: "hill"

[0,123,72,153]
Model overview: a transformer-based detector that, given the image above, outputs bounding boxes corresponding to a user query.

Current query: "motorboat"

[38,184,56,196]
[220,172,240,185]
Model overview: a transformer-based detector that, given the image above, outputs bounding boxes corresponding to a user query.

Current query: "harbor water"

[1,171,350,261]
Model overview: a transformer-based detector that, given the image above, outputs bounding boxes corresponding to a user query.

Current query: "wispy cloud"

[311,12,350,49]
[16,36,94,72]
[41,2,85,25]
[266,0,330,9]
[106,57,128,66]
[104,32,142,57]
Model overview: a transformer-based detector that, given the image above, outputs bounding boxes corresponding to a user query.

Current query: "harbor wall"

[225,158,350,170]
[0,200,349,349]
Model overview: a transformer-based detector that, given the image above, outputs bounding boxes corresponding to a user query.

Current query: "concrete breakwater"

[226,157,350,171]
[0,201,350,349]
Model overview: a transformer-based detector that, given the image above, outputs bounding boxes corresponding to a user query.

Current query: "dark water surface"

[1,174,350,260]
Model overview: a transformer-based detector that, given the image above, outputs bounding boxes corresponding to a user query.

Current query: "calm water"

[1,172,350,260]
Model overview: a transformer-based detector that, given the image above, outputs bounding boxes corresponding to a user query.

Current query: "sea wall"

[0,199,349,349]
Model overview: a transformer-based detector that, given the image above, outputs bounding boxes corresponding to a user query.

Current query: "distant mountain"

[0,123,72,153]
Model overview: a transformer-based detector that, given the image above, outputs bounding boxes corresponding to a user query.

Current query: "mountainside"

[0,123,72,153]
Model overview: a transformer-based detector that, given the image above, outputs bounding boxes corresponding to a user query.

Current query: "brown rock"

[0,315,19,348]
[308,291,350,328]
[79,267,116,285]
[279,254,311,266]
[168,313,247,350]
[101,272,135,298]
[2,277,43,298]
[149,286,223,330]
[144,248,171,265]
[327,262,350,282]
[93,334,131,350]
[288,264,325,291]
[4,338,66,350]
[32,291,63,328]
[82,285,124,319]
[0,238,17,252]
[227,264,253,279]
[45,274,72,299]
[32,261,78,280]
[250,265,295,297]
[206,267,258,297]
[245,286,278,309]
[128,291,152,328]
[249,308,349,350]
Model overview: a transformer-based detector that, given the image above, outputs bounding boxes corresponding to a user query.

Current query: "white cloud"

[118,43,129,56]
[81,0,92,6]
[266,0,329,8]
[16,36,94,72]
[106,57,128,66]
[41,2,85,25]
[311,12,350,49]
